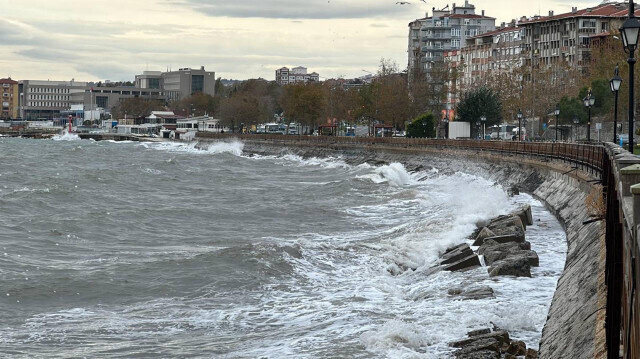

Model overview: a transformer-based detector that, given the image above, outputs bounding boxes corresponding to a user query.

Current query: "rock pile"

[449,328,539,359]
[438,204,538,278]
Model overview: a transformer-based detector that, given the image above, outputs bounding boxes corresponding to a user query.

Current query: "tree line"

[111,59,450,135]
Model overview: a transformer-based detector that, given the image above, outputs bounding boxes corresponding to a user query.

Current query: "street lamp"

[573,117,579,142]
[553,106,560,141]
[583,89,595,142]
[480,115,487,140]
[517,110,523,141]
[611,64,623,143]
[620,0,640,151]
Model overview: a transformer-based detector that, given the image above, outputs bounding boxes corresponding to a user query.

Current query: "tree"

[111,98,165,119]
[170,93,219,117]
[456,87,502,126]
[406,112,436,138]
[279,83,325,130]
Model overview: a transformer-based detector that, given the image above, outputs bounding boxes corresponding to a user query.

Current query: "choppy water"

[0,135,566,358]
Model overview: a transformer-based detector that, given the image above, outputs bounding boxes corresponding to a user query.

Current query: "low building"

[275,66,320,85]
[18,80,88,120]
[70,85,164,115]
[1,78,19,120]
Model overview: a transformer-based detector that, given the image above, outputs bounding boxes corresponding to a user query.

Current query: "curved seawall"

[208,137,607,358]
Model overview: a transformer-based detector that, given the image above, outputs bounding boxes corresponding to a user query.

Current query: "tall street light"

[553,106,560,141]
[480,115,487,140]
[611,64,623,143]
[573,117,579,142]
[583,89,595,142]
[620,0,640,152]
[517,110,523,141]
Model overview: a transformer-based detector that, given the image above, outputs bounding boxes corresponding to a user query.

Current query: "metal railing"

[195,133,606,175]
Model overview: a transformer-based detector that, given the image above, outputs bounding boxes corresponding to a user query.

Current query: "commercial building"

[134,71,163,90]
[519,2,637,71]
[1,78,19,120]
[275,67,320,85]
[408,1,496,74]
[18,80,88,120]
[136,66,215,101]
[70,86,164,114]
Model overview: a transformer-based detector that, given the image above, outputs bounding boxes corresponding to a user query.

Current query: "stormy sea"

[0,135,566,358]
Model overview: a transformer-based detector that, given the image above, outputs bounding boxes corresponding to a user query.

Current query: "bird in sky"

[396,1,411,4]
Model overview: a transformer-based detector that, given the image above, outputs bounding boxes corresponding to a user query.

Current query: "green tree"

[456,87,502,126]
[111,98,165,120]
[406,112,436,138]
[558,96,587,124]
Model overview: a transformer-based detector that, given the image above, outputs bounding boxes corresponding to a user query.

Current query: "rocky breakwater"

[450,327,539,359]
[439,204,536,277]
[437,205,541,358]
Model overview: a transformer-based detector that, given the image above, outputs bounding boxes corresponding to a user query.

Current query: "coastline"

[197,136,606,358]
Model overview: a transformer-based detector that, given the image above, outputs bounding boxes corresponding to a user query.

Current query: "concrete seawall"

[210,138,606,358]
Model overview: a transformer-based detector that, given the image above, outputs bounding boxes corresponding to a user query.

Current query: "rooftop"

[519,2,640,25]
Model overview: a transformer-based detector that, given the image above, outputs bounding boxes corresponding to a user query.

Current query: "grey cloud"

[168,0,415,19]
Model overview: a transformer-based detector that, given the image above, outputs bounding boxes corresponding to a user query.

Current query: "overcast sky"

[1,0,599,82]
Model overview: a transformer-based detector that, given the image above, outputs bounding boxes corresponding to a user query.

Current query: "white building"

[275,67,320,85]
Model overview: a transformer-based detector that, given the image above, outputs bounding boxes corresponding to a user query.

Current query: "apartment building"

[409,1,496,74]
[519,2,636,70]
[18,80,88,120]
[461,24,524,88]
[275,66,320,85]
[1,78,19,120]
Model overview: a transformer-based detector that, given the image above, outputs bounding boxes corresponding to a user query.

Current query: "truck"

[448,122,471,139]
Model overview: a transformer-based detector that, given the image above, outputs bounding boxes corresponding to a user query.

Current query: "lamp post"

[553,106,560,141]
[517,110,523,141]
[573,117,579,142]
[620,0,640,152]
[611,64,623,143]
[480,115,487,140]
[583,89,595,142]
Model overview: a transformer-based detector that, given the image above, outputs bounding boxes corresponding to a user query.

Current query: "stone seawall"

[207,138,607,358]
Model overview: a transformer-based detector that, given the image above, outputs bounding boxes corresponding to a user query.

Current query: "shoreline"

[197,136,606,358]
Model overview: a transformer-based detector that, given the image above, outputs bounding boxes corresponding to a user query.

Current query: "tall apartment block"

[275,67,320,85]
[519,2,637,72]
[408,1,496,75]
[1,78,19,120]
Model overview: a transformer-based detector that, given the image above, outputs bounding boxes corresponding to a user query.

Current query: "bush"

[406,112,436,138]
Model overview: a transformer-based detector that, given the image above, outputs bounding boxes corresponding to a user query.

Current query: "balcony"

[422,45,454,52]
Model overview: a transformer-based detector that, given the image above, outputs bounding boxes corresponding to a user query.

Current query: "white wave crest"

[52,131,80,141]
[140,140,244,156]
[358,162,416,186]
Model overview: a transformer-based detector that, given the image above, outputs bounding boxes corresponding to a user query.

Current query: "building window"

[191,75,204,94]
[148,78,160,89]
[96,96,108,109]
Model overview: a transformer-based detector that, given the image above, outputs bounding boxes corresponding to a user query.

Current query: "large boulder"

[443,253,481,272]
[512,204,533,226]
[472,227,496,246]
[488,257,532,277]
[478,240,530,255]
[506,340,527,356]
[441,243,474,265]
[450,330,510,348]
[453,338,500,358]
[448,286,495,300]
